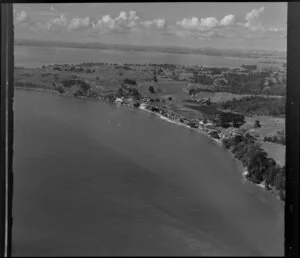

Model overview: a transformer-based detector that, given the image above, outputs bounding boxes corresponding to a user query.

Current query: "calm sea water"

[13,90,284,256]
[14,45,261,68]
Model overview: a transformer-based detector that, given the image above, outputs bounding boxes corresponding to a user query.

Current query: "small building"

[205,123,214,129]
[115,98,123,104]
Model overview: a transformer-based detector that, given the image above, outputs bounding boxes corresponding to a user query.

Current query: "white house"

[115,98,123,104]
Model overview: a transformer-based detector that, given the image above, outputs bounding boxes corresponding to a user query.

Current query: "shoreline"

[139,103,222,145]
[15,86,282,201]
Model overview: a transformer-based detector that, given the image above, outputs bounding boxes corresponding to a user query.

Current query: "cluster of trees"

[222,71,286,95]
[15,81,40,89]
[51,65,96,73]
[148,63,177,69]
[149,85,156,93]
[214,112,246,128]
[56,85,65,94]
[264,130,285,145]
[73,81,92,97]
[189,86,214,95]
[61,79,91,91]
[221,96,285,117]
[223,72,267,94]
[241,65,257,71]
[209,67,229,75]
[184,103,245,128]
[123,78,137,85]
[85,68,95,73]
[223,133,285,200]
[194,74,214,85]
[188,70,285,96]
[116,84,142,100]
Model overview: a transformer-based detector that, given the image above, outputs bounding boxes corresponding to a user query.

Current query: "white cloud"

[91,10,165,34]
[200,17,219,29]
[154,19,166,29]
[219,14,235,26]
[15,10,29,23]
[244,6,265,30]
[176,16,219,30]
[141,18,166,29]
[176,17,198,29]
[50,5,60,16]
[47,13,68,31]
[68,16,91,31]
[245,6,264,22]
[14,5,285,45]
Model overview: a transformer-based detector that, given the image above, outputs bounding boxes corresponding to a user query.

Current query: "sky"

[13,3,287,51]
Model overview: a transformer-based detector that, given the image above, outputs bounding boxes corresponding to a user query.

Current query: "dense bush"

[123,78,137,85]
[241,65,257,71]
[61,79,91,91]
[116,85,142,100]
[222,133,285,200]
[220,71,285,95]
[56,86,65,94]
[194,74,214,85]
[214,112,245,128]
[264,130,285,145]
[149,86,156,93]
[254,120,261,128]
[221,96,285,117]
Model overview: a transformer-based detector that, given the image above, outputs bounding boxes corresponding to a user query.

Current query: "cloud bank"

[13,5,286,42]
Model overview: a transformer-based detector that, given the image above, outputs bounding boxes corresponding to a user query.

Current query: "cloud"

[47,13,68,31]
[176,16,219,30]
[50,5,60,16]
[244,6,264,30]
[219,14,235,26]
[68,16,91,31]
[14,4,285,46]
[14,10,29,23]
[141,19,166,29]
[91,10,166,35]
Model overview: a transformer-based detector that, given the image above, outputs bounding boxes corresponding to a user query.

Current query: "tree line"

[223,133,285,200]
[221,96,285,117]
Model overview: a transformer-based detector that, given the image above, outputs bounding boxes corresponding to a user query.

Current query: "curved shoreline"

[15,87,282,201]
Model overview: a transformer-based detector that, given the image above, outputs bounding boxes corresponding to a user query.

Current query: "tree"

[96,76,100,80]
[189,89,195,96]
[263,159,279,187]
[123,78,137,85]
[148,85,156,94]
[57,86,65,94]
[168,96,173,101]
[254,120,261,128]
[79,81,91,91]
[247,150,269,184]
[153,76,158,82]
[116,87,125,98]
[274,166,285,191]
[132,88,141,100]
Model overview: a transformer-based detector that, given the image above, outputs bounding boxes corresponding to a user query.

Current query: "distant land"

[14,38,286,60]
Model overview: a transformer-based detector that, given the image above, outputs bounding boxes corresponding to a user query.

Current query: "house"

[115,98,123,104]
[205,123,214,129]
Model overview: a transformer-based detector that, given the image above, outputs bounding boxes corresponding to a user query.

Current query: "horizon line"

[14,38,287,54]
